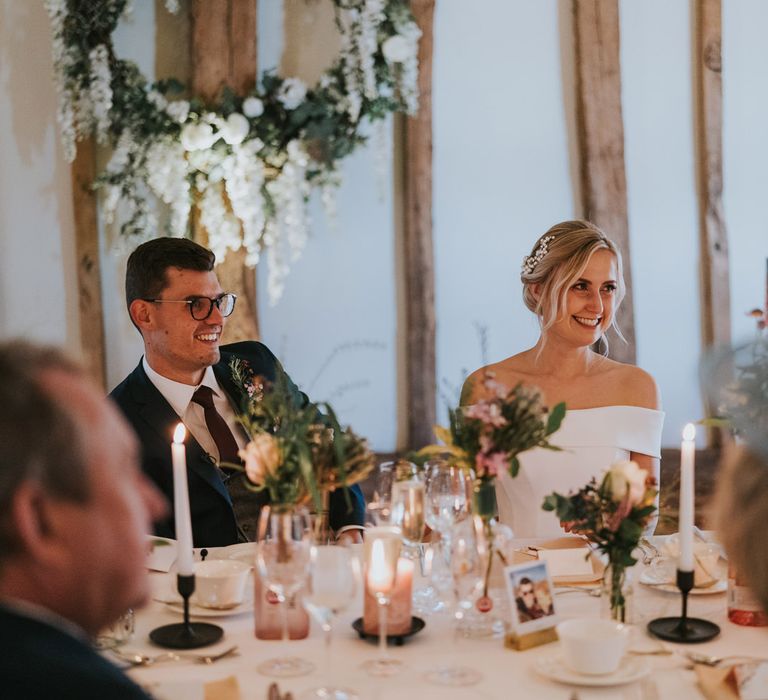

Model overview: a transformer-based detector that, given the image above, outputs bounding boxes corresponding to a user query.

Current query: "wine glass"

[300,545,360,700]
[361,526,403,677]
[424,461,469,601]
[424,517,483,686]
[255,508,314,677]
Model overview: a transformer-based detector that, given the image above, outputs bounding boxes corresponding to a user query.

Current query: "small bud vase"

[601,563,634,624]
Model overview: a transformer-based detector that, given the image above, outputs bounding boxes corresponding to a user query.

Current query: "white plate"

[157,596,254,618]
[534,653,650,687]
[639,572,727,595]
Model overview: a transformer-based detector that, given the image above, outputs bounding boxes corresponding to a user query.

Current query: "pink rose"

[475,450,508,478]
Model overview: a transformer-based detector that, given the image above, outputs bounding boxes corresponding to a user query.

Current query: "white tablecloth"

[122,538,768,700]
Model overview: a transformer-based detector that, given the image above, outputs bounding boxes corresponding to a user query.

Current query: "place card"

[537,548,594,578]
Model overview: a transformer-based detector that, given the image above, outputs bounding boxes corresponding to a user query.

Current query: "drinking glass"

[423,461,469,603]
[366,462,395,525]
[300,545,360,700]
[255,508,314,677]
[361,526,403,677]
[390,478,426,550]
[424,517,483,686]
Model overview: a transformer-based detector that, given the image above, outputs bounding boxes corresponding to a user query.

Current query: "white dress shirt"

[142,358,249,463]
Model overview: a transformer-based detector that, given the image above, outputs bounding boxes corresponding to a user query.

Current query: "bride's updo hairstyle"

[521,220,626,338]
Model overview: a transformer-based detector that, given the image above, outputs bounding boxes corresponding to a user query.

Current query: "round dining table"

[119,536,768,700]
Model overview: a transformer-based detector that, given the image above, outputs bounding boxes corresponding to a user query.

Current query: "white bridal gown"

[495,406,665,538]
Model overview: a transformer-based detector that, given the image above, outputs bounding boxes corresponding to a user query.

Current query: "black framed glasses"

[144,293,237,320]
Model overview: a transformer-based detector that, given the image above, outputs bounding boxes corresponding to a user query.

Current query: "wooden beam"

[71,138,107,388]
[695,0,729,448]
[572,0,635,364]
[190,0,260,342]
[695,0,730,351]
[402,0,436,449]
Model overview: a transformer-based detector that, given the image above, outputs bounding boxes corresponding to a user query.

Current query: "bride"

[461,220,664,538]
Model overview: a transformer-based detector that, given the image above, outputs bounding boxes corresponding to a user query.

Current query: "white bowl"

[556,618,630,675]
[193,559,250,609]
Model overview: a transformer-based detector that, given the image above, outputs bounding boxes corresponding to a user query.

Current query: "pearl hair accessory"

[521,235,555,275]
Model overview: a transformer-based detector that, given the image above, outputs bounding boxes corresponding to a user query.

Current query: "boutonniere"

[230,358,264,402]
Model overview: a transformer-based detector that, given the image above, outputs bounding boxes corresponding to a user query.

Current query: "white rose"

[277,78,307,110]
[242,96,264,118]
[166,100,190,124]
[607,460,647,505]
[180,122,218,151]
[382,35,410,62]
[239,434,281,486]
[220,112,250,145]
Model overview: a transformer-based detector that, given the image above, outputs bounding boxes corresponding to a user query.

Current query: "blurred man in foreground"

[0,341,165,699]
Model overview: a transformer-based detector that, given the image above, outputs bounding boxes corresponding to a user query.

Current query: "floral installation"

[420,371,565,609]
[229,359,375,513]
[542,460,658,622]
[45,0,420,303]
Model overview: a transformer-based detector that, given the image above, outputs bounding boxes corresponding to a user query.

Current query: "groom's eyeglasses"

[144,293,237,320]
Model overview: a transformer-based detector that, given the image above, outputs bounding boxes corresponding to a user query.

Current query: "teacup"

[556,618,630,675]
[193,559,250,609]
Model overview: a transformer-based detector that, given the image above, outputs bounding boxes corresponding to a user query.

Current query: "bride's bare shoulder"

[599,358,660,409]
[461,353,533,404]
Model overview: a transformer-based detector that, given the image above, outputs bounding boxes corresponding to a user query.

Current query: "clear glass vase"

[601,563,634,624]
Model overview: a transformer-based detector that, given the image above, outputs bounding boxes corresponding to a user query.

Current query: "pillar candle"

[171,423,194,576]
[678,423,696,572]
[363,558,414,635]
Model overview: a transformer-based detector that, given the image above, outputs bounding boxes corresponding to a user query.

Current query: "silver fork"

[685,651,768,667]
[112,644,238,666]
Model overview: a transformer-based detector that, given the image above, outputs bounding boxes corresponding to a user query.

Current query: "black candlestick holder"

[647,569,720,643]
[149,574,223,649]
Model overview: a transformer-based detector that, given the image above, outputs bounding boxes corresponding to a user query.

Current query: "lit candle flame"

[173,423,186,444]
[683,423,696,442]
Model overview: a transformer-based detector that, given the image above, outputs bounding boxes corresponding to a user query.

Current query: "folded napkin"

[696,662,768,700]
[147,676,240,700]
[146,536,177,573]
[663,539,721,588]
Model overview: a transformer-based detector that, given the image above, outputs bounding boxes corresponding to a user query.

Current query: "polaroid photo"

[504,559,558,637]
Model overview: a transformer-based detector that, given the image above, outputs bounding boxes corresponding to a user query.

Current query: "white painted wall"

[1,0,766,451]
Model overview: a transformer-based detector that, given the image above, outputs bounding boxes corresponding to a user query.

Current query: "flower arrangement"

[45,0,420,303]
[420,372,565,615]
[421,372,566,517]
[542,460,658,622]
[229,359,375,513]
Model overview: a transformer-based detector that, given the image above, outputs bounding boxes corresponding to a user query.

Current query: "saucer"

[639,572,727,595]
[534,654,650,686]
[158,597,254,618]
[352,617,425,646]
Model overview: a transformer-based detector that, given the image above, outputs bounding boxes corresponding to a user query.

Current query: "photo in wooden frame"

[503,559,559,650]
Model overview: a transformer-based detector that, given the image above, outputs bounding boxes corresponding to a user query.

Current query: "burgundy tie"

[191,386,241,466]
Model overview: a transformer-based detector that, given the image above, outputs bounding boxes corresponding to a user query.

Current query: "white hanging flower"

[145,137,191,237]
[88,44,113,143]
[277,78,308,110]
[242,96,264,118]
[165,100,190,124]
[220,112,250,145]
[147,90,168,111]
[164,0,180,13]
[199,180,241,261]
[180,122,218,151]
[382,35,410,63]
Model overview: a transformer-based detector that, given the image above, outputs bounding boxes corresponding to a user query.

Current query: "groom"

[110,237,365,547]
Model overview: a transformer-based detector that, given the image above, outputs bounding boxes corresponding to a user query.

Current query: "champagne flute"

[390,478,426,550]
[366,462,395,525]
[300,545,360,700]
[255,508,314,678]
[361,526,402,677]
[424,517,483,686]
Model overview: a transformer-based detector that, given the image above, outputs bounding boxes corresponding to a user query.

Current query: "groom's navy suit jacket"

[110,341,365,547]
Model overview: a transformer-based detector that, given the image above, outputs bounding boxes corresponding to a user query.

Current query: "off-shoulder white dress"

[495,406,664,538]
